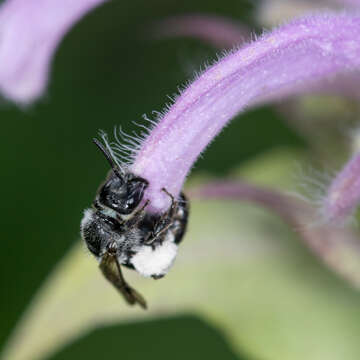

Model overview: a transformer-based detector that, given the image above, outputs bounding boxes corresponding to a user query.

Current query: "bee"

[80,137,189,309]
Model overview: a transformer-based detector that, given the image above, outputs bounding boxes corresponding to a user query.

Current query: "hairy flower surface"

[130,13,360,212]
[0,0,106,104]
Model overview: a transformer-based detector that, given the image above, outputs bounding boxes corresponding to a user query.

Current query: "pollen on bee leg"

[130,236,178,278]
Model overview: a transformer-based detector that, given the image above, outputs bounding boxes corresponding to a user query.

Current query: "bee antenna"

[93,138,123,179]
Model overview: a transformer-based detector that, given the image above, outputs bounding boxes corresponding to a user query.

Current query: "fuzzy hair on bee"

[80,130,189,309]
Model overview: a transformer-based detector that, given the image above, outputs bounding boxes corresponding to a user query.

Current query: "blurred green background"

[0,0,314,359]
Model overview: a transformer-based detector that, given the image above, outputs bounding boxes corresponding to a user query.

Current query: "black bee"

[80,138,189,309]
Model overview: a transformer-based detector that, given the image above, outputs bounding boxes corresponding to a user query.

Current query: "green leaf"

[3,148,360,360]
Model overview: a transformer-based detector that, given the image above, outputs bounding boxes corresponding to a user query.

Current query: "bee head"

[93,138,148,215]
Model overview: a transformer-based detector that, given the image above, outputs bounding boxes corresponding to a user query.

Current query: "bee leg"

[126,199,150,229]
[144,188,177,246]
[101,242,147,309]
[162,188,177,216]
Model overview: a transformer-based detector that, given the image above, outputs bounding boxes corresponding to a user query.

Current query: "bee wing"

[99,252,147,309]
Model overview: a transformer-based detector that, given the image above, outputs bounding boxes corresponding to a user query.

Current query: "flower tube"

[129,14,360,213]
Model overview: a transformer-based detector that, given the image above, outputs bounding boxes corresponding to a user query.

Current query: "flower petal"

[131,13,360,212]
[0,0,107,105]
[323,152,360,223]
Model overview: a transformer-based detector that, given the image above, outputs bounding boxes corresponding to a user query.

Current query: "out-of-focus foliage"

[5,150,360,360]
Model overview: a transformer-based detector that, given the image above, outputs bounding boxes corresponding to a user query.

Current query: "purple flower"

[323,152,360,223]
[129,13,360,213]
[0,0,107,104]
[152,10,360,225]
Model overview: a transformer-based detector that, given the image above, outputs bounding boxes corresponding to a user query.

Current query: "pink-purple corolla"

[0,0,107,104]
[323,152,360,223]
[152,10,360,222]
[131,13,360,213]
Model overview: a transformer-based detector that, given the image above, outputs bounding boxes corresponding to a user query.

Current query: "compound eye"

[102,191,124,211]
[105,193,120,208]
[125,196,135,208]
[99,177,125,209]
[99,176,147,215]
[123,179,147,213]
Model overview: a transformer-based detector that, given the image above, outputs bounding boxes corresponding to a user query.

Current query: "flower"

[323,152,360,223]
[130,13,360,213]
[151,8,360,226]
[0,0,107,104]
[3,6,360,360]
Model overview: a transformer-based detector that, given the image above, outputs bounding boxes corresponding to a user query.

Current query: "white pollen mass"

[131,239,178,278]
